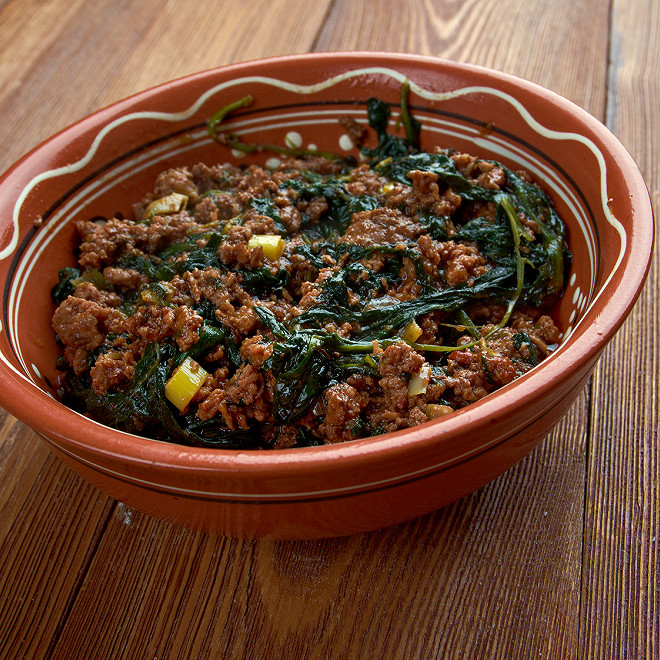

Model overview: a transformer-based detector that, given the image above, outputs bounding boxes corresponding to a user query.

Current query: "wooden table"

[0,2,657,658]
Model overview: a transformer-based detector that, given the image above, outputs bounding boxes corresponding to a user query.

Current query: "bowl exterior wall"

[41,357,595,538]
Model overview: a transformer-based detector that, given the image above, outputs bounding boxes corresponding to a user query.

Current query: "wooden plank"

[0,0,91,109]
[87,0,333,107]
[580,0,660,657]
[314,0,608,115]
[0,414,53,548]
[0,0,166,173]
[0,0,332,172]
[0,434,114,658]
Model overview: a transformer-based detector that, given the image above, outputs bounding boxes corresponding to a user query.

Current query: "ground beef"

[277,155,344,176]
[444,348,490,404]
[278,205,302,233]
[239,335,274,366]
[52,296,125,375]
[73,282,122,307]
[452,152,506,190]
[76,217,137,270]
[53,296,119,352]
[173,306,203,351]
[213,193,242,221]
[319,382,369,443]
[103,267,146,290]
[192,196,220,224]
[344,164,387,197]
[299,196,329,224]
[386,255,421,301]
[407,170,448,215]
[437,241,488,286]
[90,351,136,395]
[153,167,200,203]
[338,115,368,147]
[124,306,176,343]
[388,170,463,219]
[196,364,272,430]
[52,134,566,449]
[136,212,198,253]
[189,162,238,192]
[378,342,425,377]
[340,207,424,246]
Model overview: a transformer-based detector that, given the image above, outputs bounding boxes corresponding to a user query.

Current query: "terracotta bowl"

[0,53,653,539]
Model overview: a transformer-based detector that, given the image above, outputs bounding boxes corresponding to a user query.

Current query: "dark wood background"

[0,1,657,658]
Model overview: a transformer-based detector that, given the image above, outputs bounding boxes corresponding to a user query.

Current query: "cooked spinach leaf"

[248,197,287,234]
[361,81,421,162]
[52,267,81,304]
[294,264,515,339]
[55,86,569,449]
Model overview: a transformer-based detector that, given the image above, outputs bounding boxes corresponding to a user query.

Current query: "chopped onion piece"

[248,234,285,260]
[143,192,188,220]
[426,404,454,419]
[408,363,431,396]
[400,320,423,344]
[165,357,208,412]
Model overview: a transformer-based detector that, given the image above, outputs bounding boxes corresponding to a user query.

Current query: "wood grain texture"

[581,0,660,657]
[0,0,332,172]
[0,435,114,658]
[0,0,657,658]
[314,0,609,114]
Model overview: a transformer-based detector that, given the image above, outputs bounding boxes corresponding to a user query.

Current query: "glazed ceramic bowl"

[0,53,653,539]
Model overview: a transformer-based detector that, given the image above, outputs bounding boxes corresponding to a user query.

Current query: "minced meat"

[51,112,567,449]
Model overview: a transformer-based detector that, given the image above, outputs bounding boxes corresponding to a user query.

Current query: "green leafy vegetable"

[53,86,569,449]
[51,267,81,304]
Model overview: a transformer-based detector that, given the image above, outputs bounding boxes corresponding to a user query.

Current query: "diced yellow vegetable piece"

[400,320,423,344]
[165,357,208,412]
[382,182,395,194]
[248,234,285,260]
[408,364,430,396]
[143,192,189,220]
[426,403,454,419]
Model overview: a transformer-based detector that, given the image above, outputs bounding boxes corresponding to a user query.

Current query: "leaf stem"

[399,80,420,148]
[497,194,526,327]
[207,95,254,139]
[207,94,345,162]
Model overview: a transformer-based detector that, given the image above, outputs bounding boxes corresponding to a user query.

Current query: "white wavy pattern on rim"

[3,67,624,263]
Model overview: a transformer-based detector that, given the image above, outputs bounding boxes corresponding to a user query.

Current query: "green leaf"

[51,267,81,304]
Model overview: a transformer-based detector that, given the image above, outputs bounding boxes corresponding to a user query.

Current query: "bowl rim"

[0,51,654,484]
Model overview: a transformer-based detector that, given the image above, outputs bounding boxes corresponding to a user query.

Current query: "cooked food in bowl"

[51,92,569,449]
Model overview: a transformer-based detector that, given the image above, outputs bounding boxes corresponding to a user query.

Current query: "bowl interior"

[0,53,650,449]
